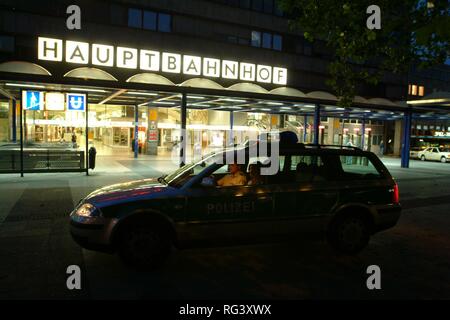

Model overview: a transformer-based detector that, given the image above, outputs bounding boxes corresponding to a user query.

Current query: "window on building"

[409,83,425,96]
[273,34,282,51]
[263,0,274,13]
[128,8,172,32]
[251,30,282,50]
[252,0,264,11]
[128,8,142,28]
[262,32,272,48]
[214,0,282,16]
[158,13,171,32]
[418,85,425,96]
[251,31,261,47]
[143,10,157,30]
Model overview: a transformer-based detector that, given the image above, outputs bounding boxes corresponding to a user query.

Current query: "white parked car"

[409,147,422,159]
[417,147,450,163]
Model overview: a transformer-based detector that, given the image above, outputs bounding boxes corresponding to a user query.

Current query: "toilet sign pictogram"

[66,93,86,111]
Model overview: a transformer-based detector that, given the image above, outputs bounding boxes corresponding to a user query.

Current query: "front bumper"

[69,216,119,253]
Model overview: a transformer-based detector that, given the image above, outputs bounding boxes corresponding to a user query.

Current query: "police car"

[70,133,401,268]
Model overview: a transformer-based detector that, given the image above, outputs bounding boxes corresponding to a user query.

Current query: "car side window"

[433,148,439,153]
[265,154,336,184]
[291,155,337,182]
[339,155,382,179]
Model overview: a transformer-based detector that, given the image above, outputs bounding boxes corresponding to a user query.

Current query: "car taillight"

[392,183,400,204]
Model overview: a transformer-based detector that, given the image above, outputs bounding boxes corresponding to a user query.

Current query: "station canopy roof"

[0,61,449,121]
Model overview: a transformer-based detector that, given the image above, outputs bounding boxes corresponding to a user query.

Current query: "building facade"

[0,0,447,173]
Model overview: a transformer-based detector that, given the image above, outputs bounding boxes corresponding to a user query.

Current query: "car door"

[432,148,440,160]
[422,147,431,160]
[272,153,339,237]
[181,166,275,244]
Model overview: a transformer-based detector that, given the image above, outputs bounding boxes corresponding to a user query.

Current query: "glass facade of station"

[0,83,404,175]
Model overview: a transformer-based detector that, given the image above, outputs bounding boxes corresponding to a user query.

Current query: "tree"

[277,0,450,107]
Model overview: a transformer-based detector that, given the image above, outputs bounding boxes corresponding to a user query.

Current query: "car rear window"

[266,152,384,184]
[338,155,382,179]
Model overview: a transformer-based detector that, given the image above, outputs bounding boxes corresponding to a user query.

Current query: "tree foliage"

[277,0,450,106]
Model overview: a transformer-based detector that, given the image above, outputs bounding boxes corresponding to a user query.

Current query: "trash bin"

[88,147,97,169]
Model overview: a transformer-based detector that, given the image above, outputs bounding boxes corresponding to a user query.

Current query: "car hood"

[84,178,170,206]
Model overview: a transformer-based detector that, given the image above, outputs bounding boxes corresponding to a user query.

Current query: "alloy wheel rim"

[128,229,162,259]
[338,219,364,249]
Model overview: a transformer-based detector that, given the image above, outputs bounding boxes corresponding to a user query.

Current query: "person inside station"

[217,162,247,187]
[71,132,77,148]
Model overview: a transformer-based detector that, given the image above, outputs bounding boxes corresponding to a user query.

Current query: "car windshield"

[164,153,219,187]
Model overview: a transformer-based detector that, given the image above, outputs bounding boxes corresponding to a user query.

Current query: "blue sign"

[22,91,44,110]
[67,93,86,112]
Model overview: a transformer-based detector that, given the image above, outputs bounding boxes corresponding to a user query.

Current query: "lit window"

[408,84,412,95]
[411,84,418,95]
[418,86,425,96]
[251,31,261,47]
[128,8,142,28]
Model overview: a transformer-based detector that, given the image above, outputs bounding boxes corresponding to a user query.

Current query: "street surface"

[0,155,449,299]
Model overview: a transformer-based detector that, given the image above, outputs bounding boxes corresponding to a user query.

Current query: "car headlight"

[74,203,100,217]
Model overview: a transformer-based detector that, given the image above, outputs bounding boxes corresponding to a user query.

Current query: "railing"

[0,149,85,173]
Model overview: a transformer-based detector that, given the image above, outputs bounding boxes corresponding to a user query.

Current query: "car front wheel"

[327,214,370,255]
[421,155,426,161]
[117,221,172,269]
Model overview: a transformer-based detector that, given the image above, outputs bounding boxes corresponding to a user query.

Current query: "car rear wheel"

[327,214,370,255]
[441,156,447,163]
[117,221,172,269]
[421,155,426,161]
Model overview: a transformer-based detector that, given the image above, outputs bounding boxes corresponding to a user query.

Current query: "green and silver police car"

[70,138,401,268]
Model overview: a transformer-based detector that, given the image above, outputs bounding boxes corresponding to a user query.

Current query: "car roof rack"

[303,143,363,151]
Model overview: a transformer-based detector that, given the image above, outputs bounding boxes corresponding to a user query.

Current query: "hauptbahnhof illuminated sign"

[38,37,288,85]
